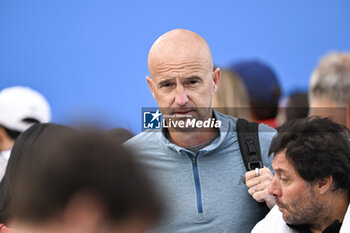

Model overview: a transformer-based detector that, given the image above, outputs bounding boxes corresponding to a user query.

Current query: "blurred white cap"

[0,86,51,132]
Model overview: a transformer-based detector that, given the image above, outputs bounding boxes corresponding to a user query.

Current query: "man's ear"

[212,67,221,94]
[315,176,333,195]
[146,75,155,99]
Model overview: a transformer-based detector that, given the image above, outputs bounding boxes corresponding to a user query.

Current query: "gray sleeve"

[258,124,277,171]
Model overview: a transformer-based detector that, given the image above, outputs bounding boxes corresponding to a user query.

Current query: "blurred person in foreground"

[0,123,73,232]
[252,117,350,233]
[0,86,51,179]
[231,60,282,128]
[212,69,251,120]
[125,29,276,232]
[106,127,134,144]
[309,52,350,128]
[2,123,162,233]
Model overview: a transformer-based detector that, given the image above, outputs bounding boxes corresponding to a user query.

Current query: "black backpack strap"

[236,118,263,171]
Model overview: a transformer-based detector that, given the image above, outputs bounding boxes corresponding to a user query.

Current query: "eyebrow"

[157,76,203,87]
[274,168,288,175]
[184,76,202,81]
[157,78,175,87]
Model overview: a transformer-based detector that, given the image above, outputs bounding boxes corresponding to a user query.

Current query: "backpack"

[236,118,264,171]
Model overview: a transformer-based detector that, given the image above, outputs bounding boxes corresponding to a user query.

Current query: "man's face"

[269,151,326,225]
[147,57,220,122]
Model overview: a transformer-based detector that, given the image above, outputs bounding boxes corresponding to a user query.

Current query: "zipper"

[187,152,203,214]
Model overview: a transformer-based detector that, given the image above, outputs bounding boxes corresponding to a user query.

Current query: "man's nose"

[268,176,282,198]
[175,86,189,106]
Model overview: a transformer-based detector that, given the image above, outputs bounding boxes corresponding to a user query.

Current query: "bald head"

[148,29,213,77]
[145,29,221,132]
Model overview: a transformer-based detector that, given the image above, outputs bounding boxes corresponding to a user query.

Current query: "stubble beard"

[278,188,328,226]
[165,107,213,132]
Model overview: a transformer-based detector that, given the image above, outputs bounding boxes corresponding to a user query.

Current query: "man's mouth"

[276,200,288,211]
[174,110,193,115]
[169,108,196,116]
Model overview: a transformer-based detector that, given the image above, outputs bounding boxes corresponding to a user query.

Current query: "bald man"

[125,29,276,232]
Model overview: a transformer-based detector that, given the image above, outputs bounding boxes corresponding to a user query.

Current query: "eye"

[184,79,199,87]
[160,82,175,88]
[280,177,289,184]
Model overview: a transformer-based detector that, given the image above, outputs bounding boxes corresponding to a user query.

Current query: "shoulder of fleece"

[258,123,276,147]
[258,123,277,168]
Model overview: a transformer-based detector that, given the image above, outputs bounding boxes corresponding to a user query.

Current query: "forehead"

[150,56,211,79]
[272,151,297,174]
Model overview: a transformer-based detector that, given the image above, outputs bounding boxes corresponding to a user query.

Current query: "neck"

[168,127,218,148]
[310,193,349,233]
[167,110,220,148]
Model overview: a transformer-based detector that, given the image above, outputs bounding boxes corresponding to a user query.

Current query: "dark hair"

[106,127,134,143]
[0,123,74,223]
[11,131,162,224]
[269,117,350,193]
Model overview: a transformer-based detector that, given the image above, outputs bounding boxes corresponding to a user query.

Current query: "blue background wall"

[1,0,350,133]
